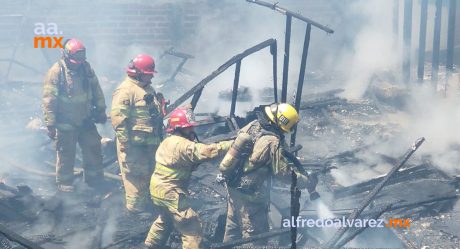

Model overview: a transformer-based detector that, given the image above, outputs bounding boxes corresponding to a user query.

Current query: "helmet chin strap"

[175,128,198,141]
[64,58,82,70]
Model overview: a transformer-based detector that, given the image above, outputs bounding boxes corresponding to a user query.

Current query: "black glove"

[47,126,56,140]
[93,111,107,124]
[306,173,318,193]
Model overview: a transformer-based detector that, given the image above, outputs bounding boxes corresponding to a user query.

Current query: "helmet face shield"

[68,49,86,64]
[63,38,86,65]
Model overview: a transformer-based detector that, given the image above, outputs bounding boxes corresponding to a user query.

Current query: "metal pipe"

[230,60,241,116]
[417,0,428,83]
[431,0,443,85]
[245,0,334,34]
[290,24,312,148]
[403,0,413,83]
[282,14,292,103]
[271,41,278,103]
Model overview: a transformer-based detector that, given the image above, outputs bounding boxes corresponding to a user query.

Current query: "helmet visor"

[69,49,86,63]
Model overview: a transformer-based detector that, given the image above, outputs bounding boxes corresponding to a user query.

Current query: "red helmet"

[126,54,157,77]
[166,108,198,133]
[63,38,86,65]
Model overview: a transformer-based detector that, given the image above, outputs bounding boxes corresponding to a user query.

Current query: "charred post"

[230,60,242,116]
[431,0,443,85]
[271,41,279,103]
[290,24,312,148]
[418,0,428,83]
[402,0,413,83]
[290,170,301,249]
[282,14,292,103]
[446,0,456,74]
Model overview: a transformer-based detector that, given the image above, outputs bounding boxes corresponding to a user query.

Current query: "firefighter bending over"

[144,107,232,249]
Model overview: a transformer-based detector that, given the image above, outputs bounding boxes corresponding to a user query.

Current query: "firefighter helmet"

[62,38,86,65]
[166,107,198,133]
[264,103,299,132]
[126,54,157,77]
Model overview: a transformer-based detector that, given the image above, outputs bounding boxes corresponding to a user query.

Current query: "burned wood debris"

[218,86,252,102]
[1,1,460,248]
[1,57,459,249]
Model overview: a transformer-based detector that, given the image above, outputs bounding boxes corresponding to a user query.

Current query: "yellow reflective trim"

[153,163,191,180]
[43,85,58,95]
[111,105,130,111]
[58,93,89,103]
[152,196,177,209]
[131,109,150,117]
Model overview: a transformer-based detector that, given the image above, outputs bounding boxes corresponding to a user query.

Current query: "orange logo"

[33,22,64,48]
[386,218,411,228]
[33,36,63,48]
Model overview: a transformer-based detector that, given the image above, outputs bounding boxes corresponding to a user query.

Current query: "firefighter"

[111,54,165,214]
[144,107,232,249]
[42,38,107,192]
[220,103,318,245]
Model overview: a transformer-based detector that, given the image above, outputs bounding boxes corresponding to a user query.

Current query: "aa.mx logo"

[386,218,411,228]
[33,22,64,48]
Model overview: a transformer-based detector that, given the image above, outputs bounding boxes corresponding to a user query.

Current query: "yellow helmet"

[264,103,300,132]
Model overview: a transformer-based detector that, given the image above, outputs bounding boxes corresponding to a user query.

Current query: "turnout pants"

[223,188,270,245]
[117,140,156,212]
[145,205,202,249]
[55,124,103,186]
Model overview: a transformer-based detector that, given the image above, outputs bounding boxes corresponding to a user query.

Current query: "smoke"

[334,0,400,99]
[401,83,460,174]
[183,0,340,115]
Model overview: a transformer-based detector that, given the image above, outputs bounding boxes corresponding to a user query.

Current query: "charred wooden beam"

[299,97,346,110]
[291,24,312,148]
[301,194,459,217]
[166,39,277,115]
[160,47,195,59]
[446,0,456,75]
[210,228,290,248]
[324,137,425,249]
[431,0,443,85]
[417,0,428,83]
[282,14,292,103]
[290,170,301,249]
[402,0,413,83]
[271,41,278,103]
[334,204,392,249]
[0,224,45,249]
[230,60,241,116]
